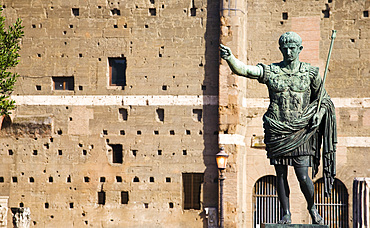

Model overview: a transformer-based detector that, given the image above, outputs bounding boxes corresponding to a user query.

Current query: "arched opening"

[252,175,283,227]
[314,178,349,228]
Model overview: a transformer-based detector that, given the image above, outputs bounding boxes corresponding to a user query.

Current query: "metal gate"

[314,178,349,228]
[253,175,283,228]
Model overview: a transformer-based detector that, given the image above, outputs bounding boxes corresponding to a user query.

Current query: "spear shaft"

[317,30,336,113]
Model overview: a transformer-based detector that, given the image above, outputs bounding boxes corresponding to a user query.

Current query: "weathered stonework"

[0,0,219,227]
[0,0,368,227]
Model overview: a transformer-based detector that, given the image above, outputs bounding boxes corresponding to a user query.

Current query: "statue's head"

[279,32,303,63]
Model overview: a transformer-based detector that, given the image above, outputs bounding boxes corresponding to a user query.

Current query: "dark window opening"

[322,4,330,18]
[166,177,171,183]
[20,202,24,207]
[98,191,106,205]
[111,8,121,15]
[364,11,369,17]
[70,202,74,208]
[154,130,159,135]
[53,76,74,91]
[149,8,156,16]
[144,203,149,208]
[192,109,202,122]
[282,12,288,20]
[109,144,122,163]
[157,150,162,155]
[183,150,187,155]
[121,191,129,204]
[36,85,41,90]
[84,177,90,182]
[169,202,174,208]
[100,177,106,182]
[72,8,79,16]
[149,177,154,182]
[58,150,62,155]
[0,177,4,182]
[29,177,34,183]
[186,130,191,135]
[45,202,49,208]
[49,176,53,182]
[12,177,17,183]
[119,108,128,121]
[67,175,71,183]
[116,176,122,182]
[183,173,203,210]
[156,108,164,122]
[109,57,126,86]
[8,149,13,155]
[120,130,125,135]
[170,130,175,135]
[133,176,139,182]
[150,0,155,4]
[131,150,137,157]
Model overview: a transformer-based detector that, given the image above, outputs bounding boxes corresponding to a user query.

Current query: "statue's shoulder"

[266,62,284,74]
[300,62,319,78]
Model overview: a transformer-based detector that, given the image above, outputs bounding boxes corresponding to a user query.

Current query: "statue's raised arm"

[220,44,262,79]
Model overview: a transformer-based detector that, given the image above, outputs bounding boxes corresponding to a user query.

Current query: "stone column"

[11,208,30,228]
[219,0,248,227]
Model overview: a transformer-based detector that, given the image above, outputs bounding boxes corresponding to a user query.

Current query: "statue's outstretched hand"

[220,44,232,60]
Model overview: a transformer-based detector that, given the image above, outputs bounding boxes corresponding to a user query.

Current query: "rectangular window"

[121,191,129,204]
[53,76,74,91]
[109,57,126,86]
[182,173,203,210]
[109,144,123,164]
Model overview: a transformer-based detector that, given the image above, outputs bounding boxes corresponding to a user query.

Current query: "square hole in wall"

[0,177,4,182]
[36,85,41,90]
[29,177,34,183]
[120,130,125,135]
[157,150,162,155]
[12,177,17,183]
[149,8,156,16]
[154,130,159,135]
[116,176,122,182]
[192,109,202,122]
[364,11,369,17]
[166,177,171,183]
[100,177,106,182]
[72,8,79,16]
[84,177,90,182]
[149,177,154,182]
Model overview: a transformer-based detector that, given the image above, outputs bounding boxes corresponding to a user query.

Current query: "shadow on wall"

[200,0,220,227]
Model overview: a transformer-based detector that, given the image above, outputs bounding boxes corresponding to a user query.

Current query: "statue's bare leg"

[294,166,324,225]
[274,165,291,224]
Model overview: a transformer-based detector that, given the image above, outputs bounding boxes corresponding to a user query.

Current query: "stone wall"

[0,0,220,227]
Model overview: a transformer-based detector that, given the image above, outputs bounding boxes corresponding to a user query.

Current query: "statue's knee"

[297,174,309,183]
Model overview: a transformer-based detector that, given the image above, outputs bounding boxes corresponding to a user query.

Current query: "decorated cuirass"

[264,62,315,123]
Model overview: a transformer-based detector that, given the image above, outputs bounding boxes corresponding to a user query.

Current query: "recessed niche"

[116,176,122,182]
[133,176,139,182]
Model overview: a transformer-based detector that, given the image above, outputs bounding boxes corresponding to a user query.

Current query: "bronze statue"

[220,32,337,224]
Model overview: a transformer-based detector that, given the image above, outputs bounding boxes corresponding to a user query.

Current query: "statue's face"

[279,43,303,62]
